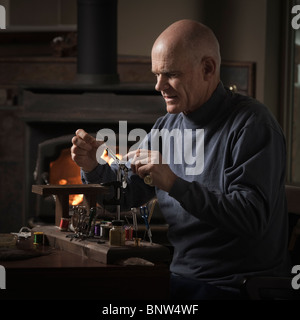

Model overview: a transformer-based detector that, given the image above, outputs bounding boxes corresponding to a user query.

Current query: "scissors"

[139,205,153,244]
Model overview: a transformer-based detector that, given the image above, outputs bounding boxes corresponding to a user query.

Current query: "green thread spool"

[33,232,44,245]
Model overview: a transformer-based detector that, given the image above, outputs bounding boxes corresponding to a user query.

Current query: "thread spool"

[125,226,133,240]
[59,218,70,231]
[94,224,101,237]
[100,223,111,240]
[33,232,44,245]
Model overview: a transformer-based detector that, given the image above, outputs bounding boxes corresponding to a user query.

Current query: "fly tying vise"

[98,136,129,222]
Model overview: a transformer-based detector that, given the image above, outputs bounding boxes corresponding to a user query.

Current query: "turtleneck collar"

[181,81,228,127]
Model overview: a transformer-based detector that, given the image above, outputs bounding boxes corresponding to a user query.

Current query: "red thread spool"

[59,218,69,231]
[125,226,133,241]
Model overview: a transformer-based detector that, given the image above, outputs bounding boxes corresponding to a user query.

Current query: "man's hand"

[71,129,104,172]
[126,149,177,192]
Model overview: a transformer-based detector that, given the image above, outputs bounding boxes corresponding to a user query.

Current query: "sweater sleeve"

[169,118,287,240]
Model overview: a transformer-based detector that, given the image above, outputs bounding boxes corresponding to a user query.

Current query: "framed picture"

[221,61,256,97]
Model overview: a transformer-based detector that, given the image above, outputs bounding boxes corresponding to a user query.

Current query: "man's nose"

[155,75,169,92]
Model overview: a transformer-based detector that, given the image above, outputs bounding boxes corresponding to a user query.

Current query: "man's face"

[151,44,208,115]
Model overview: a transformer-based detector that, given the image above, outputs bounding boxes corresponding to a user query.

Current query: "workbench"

[0,237,170,300]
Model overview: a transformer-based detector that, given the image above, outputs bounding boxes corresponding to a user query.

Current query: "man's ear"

[202,57,216,80]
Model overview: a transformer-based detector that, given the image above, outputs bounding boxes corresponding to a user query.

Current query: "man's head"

[151,20,221,115]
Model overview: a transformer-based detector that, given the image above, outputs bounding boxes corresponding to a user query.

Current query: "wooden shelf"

[32,184,110,226]
[32,183,108,195]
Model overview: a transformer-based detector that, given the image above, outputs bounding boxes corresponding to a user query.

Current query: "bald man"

[71,20,290,300]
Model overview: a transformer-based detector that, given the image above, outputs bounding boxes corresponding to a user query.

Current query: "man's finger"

[126,149,149,162]
[71,145,89,156]
[76,129,97,146]
[72,135,92,151]
[125,150,138,160]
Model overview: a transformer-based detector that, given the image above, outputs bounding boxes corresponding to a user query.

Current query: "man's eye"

[153,73,178,79]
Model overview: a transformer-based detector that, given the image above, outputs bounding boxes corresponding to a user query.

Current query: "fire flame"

[59,179,67,185]
[58,179,83,205]
[70,194,84,206]
[101,149,122,166]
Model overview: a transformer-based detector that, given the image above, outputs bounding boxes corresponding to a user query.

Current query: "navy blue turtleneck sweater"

[82,82,290,291]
